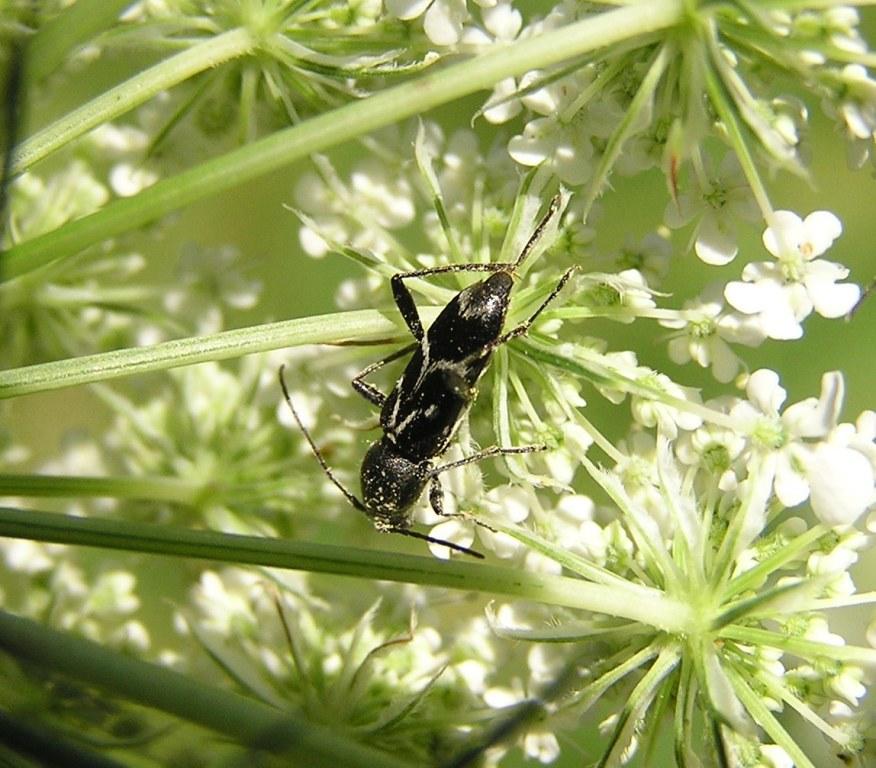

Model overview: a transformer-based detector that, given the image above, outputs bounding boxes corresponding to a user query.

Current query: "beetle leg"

[511,193,563,273]
[391,261,517,341]
[429,444,547,478]
[495,266,577,345]
[351,342,418,406]
[428,475,446,516]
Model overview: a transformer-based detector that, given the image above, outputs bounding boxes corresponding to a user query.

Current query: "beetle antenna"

[394,528,484,559]
[278,364,367,513]
[512,193,563,273]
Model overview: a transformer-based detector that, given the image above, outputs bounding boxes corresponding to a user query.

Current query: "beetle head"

[360,438,430,529]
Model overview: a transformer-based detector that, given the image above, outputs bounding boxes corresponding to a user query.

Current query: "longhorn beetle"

[280,195,575,558]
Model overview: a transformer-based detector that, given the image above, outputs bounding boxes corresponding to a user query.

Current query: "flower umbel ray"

[471,432,876,766]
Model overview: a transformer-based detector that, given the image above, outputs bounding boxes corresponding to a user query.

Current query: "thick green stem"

[13,27,257,174]
[0,0,684,280]
[0,506,690,630]
[0,307,420,399]
[0,610,416,768]
[0,473,201,504]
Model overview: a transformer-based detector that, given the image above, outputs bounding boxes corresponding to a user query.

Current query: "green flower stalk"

[1,2,875,767]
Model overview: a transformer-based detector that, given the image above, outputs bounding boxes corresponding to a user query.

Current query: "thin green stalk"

[720,624,876,666]
[700,29,775,220]
[0,307,423,399]
[13,27,256,174]
[520,339,739,430]
[24,0,134,84]
[0,610,416,768]
[0,473,201,504]
[0,506,690,629]
[0,0,684,280]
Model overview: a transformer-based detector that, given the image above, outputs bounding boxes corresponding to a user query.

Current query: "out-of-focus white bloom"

[109,162,159,197]
[164,243,261,334]
[663,153,759,266]
[612,231,671,287]
[759,744,794,768]
[664,154,759,265]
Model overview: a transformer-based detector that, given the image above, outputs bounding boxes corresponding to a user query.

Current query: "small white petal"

[806,443,874,525]
[508,127,552,168]
[386,0,430,20]
[710,338,741,383]
[482,3,521,39]
[809,279,861,318]
[763,210,803,258]
[801,210,842,256]
[747,369,785,414]
[424,0,466,45]
[774,450,810,507]
[724,279,768,314]
[695,216,738,265]
[428,519,475,559]
[523,731,560,764]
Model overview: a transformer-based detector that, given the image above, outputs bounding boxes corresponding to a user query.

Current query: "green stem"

[721,524,827,601]
[0,506,689,629]
[13,27,257,174]
[0,610,417,768]
[0,307,422,399]
[700,29,775,219]
[24,0,134,84]
[720,624,876,666]
[0,473,201,504]
[520,339,739,429]
[0,0,684,280]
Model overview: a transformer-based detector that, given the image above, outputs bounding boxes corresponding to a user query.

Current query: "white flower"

[165,243,262,333]
[461,0,521,46]
[482,77,523,123]
[731,370,872,525]
[109,162,159,196]
[472,485,534,558]
[85,571,140,617]
[664,154,759,266]
[508,114,594,185]
[295,156,415,260]
[759,744,794,768]
[661,284,766,382]
[676,415,746,487]
[725,210,859,339]
[579,269,656,323]
[507,70,596,185]
[630,373,703,439]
